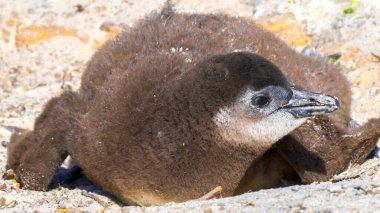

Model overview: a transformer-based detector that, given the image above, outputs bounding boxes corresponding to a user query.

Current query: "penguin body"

[7,6,380,206]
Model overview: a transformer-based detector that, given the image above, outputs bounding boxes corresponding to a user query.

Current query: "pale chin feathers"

[213,106,307,148]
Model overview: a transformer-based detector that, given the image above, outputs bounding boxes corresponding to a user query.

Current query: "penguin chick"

[7,50,338,205]
[7,4,380,206]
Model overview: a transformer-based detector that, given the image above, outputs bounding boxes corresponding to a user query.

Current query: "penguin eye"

[252,95,270,107]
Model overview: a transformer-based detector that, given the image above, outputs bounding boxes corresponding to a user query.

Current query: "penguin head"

[196,52,339,146]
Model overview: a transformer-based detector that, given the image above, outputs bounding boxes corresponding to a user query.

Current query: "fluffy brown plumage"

[7,4,380,206]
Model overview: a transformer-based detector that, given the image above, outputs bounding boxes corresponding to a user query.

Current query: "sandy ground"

[0,0,379,212]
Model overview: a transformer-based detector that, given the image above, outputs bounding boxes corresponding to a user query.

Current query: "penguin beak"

[281,87,340,118]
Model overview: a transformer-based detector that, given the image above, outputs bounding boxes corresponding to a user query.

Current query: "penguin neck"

[152,79,262,196]
[160,74,268,156]
[212,106,302,153]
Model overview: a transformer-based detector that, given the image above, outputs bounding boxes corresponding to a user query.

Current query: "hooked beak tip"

[283,88,340,118]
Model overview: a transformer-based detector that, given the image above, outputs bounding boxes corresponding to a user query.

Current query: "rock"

[15,25,77,48]
[256,14,312,47]
[328,185,343,193]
